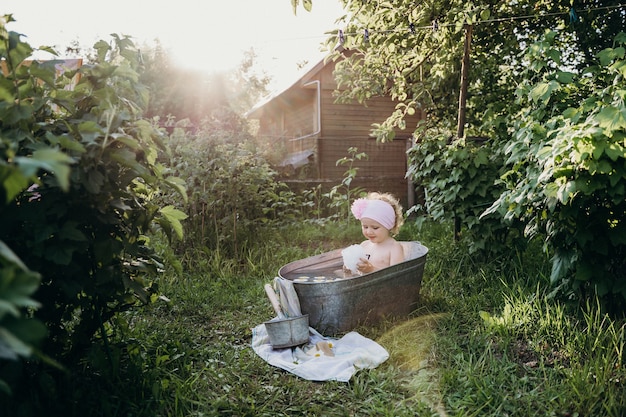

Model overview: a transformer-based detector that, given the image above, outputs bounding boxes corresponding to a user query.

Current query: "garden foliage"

[0,5,625,413]
[164,121,293,258]
[0,15,186,397]
[407,132,525,253]
[163,126,369,262]
[485,31,626,306]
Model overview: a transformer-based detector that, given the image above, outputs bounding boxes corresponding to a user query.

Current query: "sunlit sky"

[4,1,346,90]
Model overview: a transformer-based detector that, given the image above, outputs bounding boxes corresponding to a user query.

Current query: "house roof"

[245,58,326,119]
[246,46,346,119]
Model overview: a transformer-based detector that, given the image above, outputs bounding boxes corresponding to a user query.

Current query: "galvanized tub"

[278,242,428,335]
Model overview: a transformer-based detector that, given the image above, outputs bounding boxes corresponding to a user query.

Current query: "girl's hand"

[357,257,374,273]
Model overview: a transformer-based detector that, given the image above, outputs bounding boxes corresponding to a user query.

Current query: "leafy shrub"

[0,242,46,395]
[0,17,186,401]
[407,127,525,254]
[164,123,298,258]
[0,18,68,390]
[484,31,626,308]
[163,116,370,260]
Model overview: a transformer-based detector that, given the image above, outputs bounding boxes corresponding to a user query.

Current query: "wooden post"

[454,24,473,241]
[457,24,472,141]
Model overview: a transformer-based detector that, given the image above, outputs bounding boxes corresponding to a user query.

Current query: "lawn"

[9,220,626,416]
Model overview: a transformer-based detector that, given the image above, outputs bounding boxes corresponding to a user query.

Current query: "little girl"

[349,192,405,274]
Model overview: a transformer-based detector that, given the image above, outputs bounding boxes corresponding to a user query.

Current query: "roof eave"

[246,45,345,119]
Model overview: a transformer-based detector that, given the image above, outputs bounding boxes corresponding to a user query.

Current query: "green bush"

[164,122,368,262]
[0,17,185,401]
[407,128,525,254]
[163,123,297,259]
[485,31,626,308]
[0,242,47,395]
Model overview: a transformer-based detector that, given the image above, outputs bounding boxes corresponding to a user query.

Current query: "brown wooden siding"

[284,97,317,153]
[318,136,412,207]
[318,137,407,177]
[284,96,315,137]
[320,96,421,139]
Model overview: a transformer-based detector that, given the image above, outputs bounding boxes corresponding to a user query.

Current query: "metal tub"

[278,242,428,335]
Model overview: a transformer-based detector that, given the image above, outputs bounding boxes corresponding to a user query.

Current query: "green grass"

[418,223,626,417]
[6,220,626,416]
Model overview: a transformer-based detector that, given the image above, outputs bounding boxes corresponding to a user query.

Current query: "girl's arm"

[389,242,405,266]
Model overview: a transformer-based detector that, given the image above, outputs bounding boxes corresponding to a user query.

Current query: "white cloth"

[251,324,389,382]
[341,244,366,273]
[274,277,301,317]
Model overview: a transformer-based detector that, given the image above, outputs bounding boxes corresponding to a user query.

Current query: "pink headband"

[351,198,396,230]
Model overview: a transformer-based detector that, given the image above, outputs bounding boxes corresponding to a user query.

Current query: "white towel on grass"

[251,324,389,382]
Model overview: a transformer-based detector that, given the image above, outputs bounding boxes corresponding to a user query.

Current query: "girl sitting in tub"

[346,192,405,274]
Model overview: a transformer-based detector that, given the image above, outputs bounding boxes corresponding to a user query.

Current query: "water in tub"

[286,245,366,283]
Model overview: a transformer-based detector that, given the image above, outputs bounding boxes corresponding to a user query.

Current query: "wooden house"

[246,50,423,208]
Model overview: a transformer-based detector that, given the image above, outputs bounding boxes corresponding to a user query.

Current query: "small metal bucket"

[264,315,309,348]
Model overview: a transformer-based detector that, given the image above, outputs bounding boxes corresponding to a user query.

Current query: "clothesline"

[260,3,626,44]
[338,3,625,39]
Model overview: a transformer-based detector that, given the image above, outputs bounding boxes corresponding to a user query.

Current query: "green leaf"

[562,107,579,121]
[0,275,41,309]
[164,176,187,202]
[0,85,14,102]
[158,206,188,240]
[595,106,626,132]
[611,59,626,78]
[3,317,46,347]
[546,49,561,65]
[58,221,87,241]
[1,168,29,203]
[77,121,104,144]
[550,250,575,284]
[15,148,74,191]
[0,103,33,125]
[556,181,576,204]
[47,132,86,153]
[123,276,149,304]
[555,71,575,84]
[84,168,105,194]
[592,140,607,160]
[6,32,33,65]
[111,134,140,150]
[0,327,32,357]
[529,81,556,103]
[575,260,597,280]
[0,300,20,320]
[598,48,617,66]
[109,148,152,180]
[0,241,29,271]
[45,245,74,265]
[291,0,312,13]
[605,143,625,161]
[597,160,613,174]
